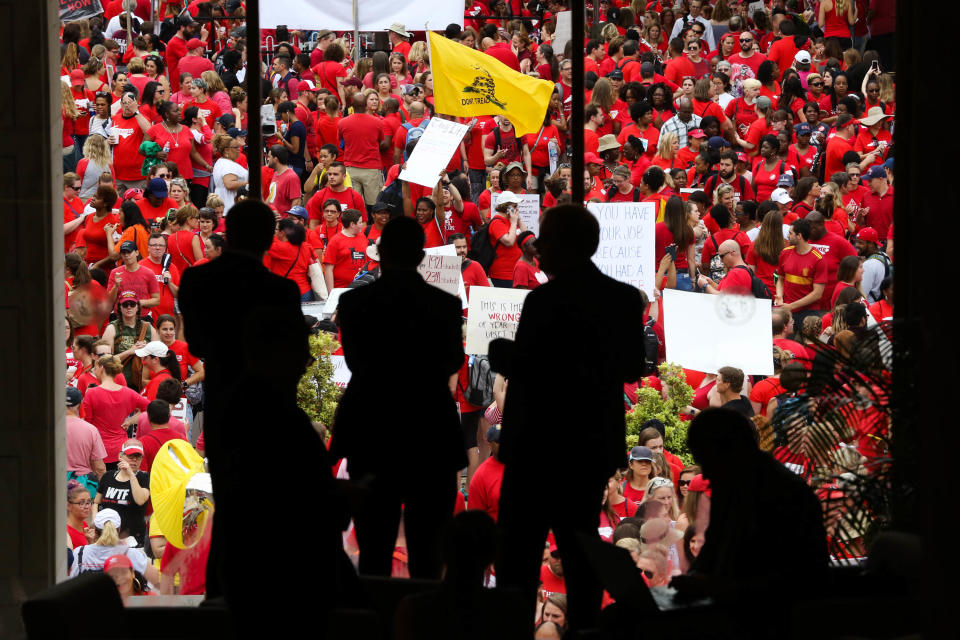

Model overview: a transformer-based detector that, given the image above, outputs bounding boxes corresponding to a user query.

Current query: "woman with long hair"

[789,176,821,220]
[62,81,81,172]
[363,50,391,89]
[69,508,157,582]
[201,70,232,116]
[600,471,632,539]
[658,195,696,290]
[745,207,784,296]
[534,43,558,82]
[139,340,183,401]
[779,75,808,124]
[388,52,412,88]
[155,314,205,387]
[112,199,151,260]
[267,218,318,302]
[81,354,151,456]
[182,105,215,207]
[649,82,675,125]
[77,136,112,198]
[652,131,681,171]
[830,255,864,308]
[590,77,625,137]
[167,204,205,273]
[623,446,655,505]
[639,477,680,522]
[675,465,701,509]
[230,86,248,131]
[817,181,852,237]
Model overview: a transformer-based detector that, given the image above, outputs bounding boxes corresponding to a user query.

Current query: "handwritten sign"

[424,244,468,309]
[60,0,103,22]
[330,355,352,388]
[586,202,656,298]
[492,192,541,235]
[662,289,774,375]
[399,119,470,188]
[417,254,460,295]
[465,287,530,355]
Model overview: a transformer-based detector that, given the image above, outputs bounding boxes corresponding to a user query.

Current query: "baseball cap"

[865,165,887,180]
[855,227,880,245]
[119,240,138,253]
[227,127,248,139]
[486,424,501,443]
[628,445,654,462]
[118,290,137,303]
[134,341,169,358]
[186,38,204,50]
[883,157,894,170]
[688,128,707,139]
[70,69,85,86]
[217,114,236,129]
[756,95,772,110]
[93,508,122,530]
[104,554,133,572]
[122,441,145,456]
[145,177,168,198]
[794,123,813,136]
[736,152,749,163]
[777,173,795,188]
[584,152,603,165]
[707,136,730,150]
[286,205,308,219]
[794,50,811,64]
[297,80,316,92]
[497,190,523,206]
[606,69,624,81]
[770,187,792,204]
[122,188,143,201]
[66,386,82,408]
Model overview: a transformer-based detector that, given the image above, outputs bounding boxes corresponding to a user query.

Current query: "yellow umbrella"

[150,440,208,549]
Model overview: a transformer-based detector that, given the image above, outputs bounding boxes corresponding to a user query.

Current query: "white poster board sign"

[330,355,352,388]
[417,254,460,295]
[465,287,530,355]
[586,202,656,298]
[261,0,463,31]
[552,11,571,59]
[662,289,774,375]
[491,193,541,235]
[322,288,351,315]
[399,119,470,188]
[424,244,468,309]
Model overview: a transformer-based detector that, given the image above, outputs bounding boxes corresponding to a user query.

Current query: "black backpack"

[605,186,641,202]
[641,319,660,376]
[375,178,404,219]
[467,222,498,271]
[464,355,495,407]
[732,265,773,299]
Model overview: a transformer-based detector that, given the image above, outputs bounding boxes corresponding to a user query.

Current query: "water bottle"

[548,138,559,175]
[162,141,170,154]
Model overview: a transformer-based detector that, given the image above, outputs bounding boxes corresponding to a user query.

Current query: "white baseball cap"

[134,341,169,358]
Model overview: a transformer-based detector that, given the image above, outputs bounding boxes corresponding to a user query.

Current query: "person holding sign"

[497,205,647,633]
[334,216,465,579]
[488,191,527,287]
[512,231,547,290]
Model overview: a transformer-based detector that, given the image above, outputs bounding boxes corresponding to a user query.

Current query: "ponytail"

[95,520,119,546]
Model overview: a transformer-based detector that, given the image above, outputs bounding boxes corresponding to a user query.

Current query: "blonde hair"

[591,78,617,110]
[127,57,145,73]
[615,537,641,554]
[742,78,762,92]
[640,477,680,520]
[713,183,735,204]
[409,41,428,64]
[201,70,227,94]
[205,194,225,209]
[175,203,199,226]
[95,520,120,546]
[61,42,79,70]
[878,73,895,103]
[97,354,123,376]
[83,135,112,167]
[212,133,234,155]
[62,82,79,119]
[601,22,619,42]
[657,131,678,159]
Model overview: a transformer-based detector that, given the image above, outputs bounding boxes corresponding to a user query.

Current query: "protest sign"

[60,0,103,22]
[322,288,351,315]
[465,287,530,355]
[330,355,352,388]
[261,0,462,31]
[418,254,460,295]
[424,244,468,308]
[553,12,572,60]
[662,289,774,375]
[399,119,470,188]
[492,192,541,234]
[586,202,656,298]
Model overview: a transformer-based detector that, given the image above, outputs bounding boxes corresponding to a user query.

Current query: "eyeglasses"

[68,185,81,190]
[808,81,823,87]
[718,251,732,259]
[691,29,704,35]
[120,301,138,308]
[69,500,93,506]
[155,173,170,179]
[739,38,753,43]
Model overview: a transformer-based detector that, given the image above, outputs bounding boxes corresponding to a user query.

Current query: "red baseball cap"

[584,152,603,165]
[855,227,880,245]
[70,69,85,86]
[688,128,707,139]
[122,441,144,456]
[104,554,133,572]
[297,80,316,92]
[186,38,204,50]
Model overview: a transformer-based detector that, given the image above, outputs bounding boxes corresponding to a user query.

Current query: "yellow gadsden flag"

[428,31,555,136]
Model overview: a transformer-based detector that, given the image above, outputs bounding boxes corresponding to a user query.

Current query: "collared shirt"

[669,15,717,50]
[661,113,703,148]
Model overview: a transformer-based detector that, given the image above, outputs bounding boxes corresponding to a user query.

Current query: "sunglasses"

[740,38,753,43]
[120,301,138,308]
[678,479,692,487]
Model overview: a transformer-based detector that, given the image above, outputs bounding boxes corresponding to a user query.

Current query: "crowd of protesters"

[61,0,893,630]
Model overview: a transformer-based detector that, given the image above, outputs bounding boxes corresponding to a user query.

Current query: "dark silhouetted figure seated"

[332,216,465,579]
[673,407,828,636]
[495,204,647,633]
[394,511,528,640]
[178,200,351,634]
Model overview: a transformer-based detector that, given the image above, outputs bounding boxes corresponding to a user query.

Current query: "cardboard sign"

[492,192,541,235]
[330,355,352,388]
[662,289,774,375]
[60,0,103,22]
[586,202,657,298]
[399,119,470,188]
[552,11,572,59]
[465,287,530,355]
[418,254,460,295]
[424,244,468,309]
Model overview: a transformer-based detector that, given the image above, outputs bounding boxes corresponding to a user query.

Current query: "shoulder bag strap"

[284,245,300,278]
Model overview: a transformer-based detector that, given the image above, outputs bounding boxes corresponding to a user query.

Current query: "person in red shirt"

[825,114,879,181]
[306,162,365,227]
[63,172,89,253]
[772,308,813,364]
[728,32,768,78]
[138,232,180,320]
[701,205,752,273]
[387,23,412,60]
[176,38,214,82]
[451,234,491,301]
[411,197,445,249]
[805,211,857,310]
[307,198,344,256]
[265,145,302,214]
[663,38,695,86]
[512,232,547,290]
[861,165,894,243]
[776,218,827,316]
[107,241,162,312]
[468,425,505,521]
[164,15,197,93]
[697,239,754,295]
[322,209,368,290]
[486,191,526,287]
[623,446,655,506]
[110,92,153,193]
[338,93,385,207]
[139,400,186,472]
[182,77,222,130]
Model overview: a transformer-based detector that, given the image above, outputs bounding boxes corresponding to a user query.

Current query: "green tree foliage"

[297,331,342,435]
[625,362,695,464]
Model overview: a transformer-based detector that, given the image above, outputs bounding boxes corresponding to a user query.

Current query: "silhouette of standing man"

[332,216,466,578]
[178,200,349,634]
[496,205,647,632]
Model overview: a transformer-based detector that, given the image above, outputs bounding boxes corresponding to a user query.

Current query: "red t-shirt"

[512,259,545,289]
[744,246,777,296]
[540,563,566,597]
[487,214,522,280]
[622,481,646,506]
[111,113,147,181]
[752,159,788,202]
[81,385,150,462]
[718,265,754,294]
[729,51,768,77]
[267,239,314,295]
[107,264,161,306]
[701,229,752,272]
[462,259,489,298]
[306,186,365,222]
[147,123,196,179]
[862,186,894,243]
[824,135,854,181]
[134,197,179,223]
[64,196,85,253]
[141,368,172,403]
[468,457,504,521]
[165,35,189,91]
[137,258,179,319]
[773,337,813,364]
[442,204,483,243]
[166,230,203,274]
[809,231,858,310]
[267,167,302,214]
[182,97,222,130]
[322,232,369,288]
[777,245,827,310]
[338,113,384,169]
[664,56,695,86]
[749,376,785,417]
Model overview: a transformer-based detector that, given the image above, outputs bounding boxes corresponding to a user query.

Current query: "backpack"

[402,119,431,160]
[707,234,727,282]
[732,265,773,299]
[467,221,497,271]
[464,355,495,407]
[867,251,892,280]
[641,319,660,376]
[375,178,404,218]
[493,126,523,157]
[605,186,641,202]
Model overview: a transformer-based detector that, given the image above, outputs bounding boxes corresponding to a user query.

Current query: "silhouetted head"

[378,216,425,271]
[442,511,497,587]
[536,204,600,276]
[225,200,276,257]
[686,408,759,485]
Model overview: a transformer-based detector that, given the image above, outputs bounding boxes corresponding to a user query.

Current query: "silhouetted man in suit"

[178,200,350,634]
[332,216,465,579]
[495,204,647,632]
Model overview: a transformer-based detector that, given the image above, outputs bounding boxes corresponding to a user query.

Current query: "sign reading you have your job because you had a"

[587,202,656,299]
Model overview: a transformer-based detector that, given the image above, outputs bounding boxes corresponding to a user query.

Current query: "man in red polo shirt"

[861,165,894,243]
[322,209,368,290]
[306,162,365,227]
[775,219,827,314]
